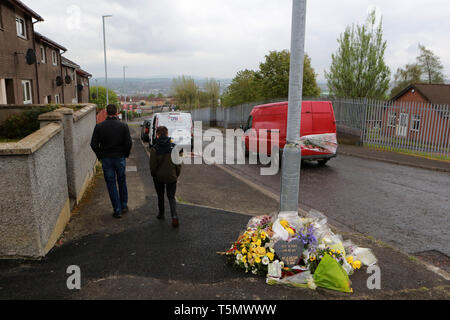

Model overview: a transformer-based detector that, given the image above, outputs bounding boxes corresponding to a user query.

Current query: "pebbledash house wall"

[39,104,97,205]
[0,103,97,258]
[0,122,70,258]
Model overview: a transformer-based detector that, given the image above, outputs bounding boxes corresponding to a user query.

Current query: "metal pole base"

[279,144,302,213]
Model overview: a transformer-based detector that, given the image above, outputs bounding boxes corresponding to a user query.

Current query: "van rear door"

[311,101,336,134]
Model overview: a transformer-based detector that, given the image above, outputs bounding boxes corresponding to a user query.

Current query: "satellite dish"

[65,75,72,84]
[56,76,63,86]
[26,49,36,65]
[77,84,84,91]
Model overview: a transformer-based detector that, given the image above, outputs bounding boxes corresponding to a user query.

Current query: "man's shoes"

[157,213,165,220]
[122,206,129,214]
[113,212,123,219]
[172,217,179,228]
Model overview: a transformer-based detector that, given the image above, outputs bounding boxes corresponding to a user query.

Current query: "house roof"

[391,83,450,105]
[34,32,67,52]
[8,0,44,21]
[61,56,80,69]
[76,69,92,78]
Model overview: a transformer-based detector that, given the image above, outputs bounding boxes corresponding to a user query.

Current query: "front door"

[396,113,409,137]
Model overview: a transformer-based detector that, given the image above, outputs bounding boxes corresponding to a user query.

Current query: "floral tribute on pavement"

[225,210,377,293]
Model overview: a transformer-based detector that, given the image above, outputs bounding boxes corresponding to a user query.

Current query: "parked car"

[149,112,193,150]
[140,119,152,142]
[241,101,337,166]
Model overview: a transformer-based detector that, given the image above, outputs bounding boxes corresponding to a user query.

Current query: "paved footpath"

[0,125,448,300]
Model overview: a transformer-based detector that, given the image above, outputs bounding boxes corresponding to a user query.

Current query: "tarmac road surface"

[192,128,450,260]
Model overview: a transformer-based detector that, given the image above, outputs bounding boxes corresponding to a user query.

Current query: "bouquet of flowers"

[226,216,276,275]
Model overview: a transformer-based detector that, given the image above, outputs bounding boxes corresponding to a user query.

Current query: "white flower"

[307,278,317,290]
[262,256,270,265]
[252,269,258,274]
[236,254,243,262]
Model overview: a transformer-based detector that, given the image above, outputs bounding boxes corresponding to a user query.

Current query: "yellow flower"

[267,252,275,261]
[242,248,247,254]
[260,232,267,240]
[256,239,262,247]
[346,256,354,264]
[337,250,341,254]
[287,228,295,235]
[242,256,247,263]
[252,236,258,243]
[255,257,261,264]
[331,249,336,253]
[352,260,362,269]
[310,256,316,261]
[255,247,266,256]
[280,220,289,228]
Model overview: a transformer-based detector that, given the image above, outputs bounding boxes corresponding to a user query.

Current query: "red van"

[241,101,337,165]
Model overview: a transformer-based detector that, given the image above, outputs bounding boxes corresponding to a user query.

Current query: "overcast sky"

[26,0,450,82]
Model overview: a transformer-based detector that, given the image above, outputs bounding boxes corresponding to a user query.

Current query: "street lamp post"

[123,66,128,122]
[102,15,112,106]
[279,0,307,214]
[95,79,99,101]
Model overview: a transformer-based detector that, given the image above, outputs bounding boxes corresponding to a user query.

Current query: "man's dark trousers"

[102,157,128,214]
[153,178,177,218]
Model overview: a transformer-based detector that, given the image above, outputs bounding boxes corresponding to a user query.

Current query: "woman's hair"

[156,126,168,137]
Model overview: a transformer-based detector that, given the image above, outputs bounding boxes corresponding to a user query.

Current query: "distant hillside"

[94,77,232,97]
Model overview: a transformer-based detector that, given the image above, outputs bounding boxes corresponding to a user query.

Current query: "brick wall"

[35,38,64,104]
[395,88,428,103]
[0,1,38,104]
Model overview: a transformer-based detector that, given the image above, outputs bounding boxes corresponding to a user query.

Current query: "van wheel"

[317,159,329,166]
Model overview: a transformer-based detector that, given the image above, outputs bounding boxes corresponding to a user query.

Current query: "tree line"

[326,9,445,100]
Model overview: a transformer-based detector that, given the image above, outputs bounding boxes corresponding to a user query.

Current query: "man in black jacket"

[90,104,132,218]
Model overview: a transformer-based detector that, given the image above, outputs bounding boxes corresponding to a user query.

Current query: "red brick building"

[0,0,90,105]
[0,0,43,104]
[76,68,91,104]
[35,32,66,104]
[384,84,450,147]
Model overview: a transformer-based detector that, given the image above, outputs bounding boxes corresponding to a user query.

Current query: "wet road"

[138,120,449,259]
[223,154,450,257]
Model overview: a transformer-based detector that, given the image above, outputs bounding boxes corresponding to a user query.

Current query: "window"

[40,46,46,63]
[55,94,60,104]
[0,5,4,29]
[52,51,58,66]
[387,112,396,127]
[21,80,32,104]
[16,16,26,39]
[411,115,420,132]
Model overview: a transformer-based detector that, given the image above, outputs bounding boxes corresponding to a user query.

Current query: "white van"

[149,112,193,150]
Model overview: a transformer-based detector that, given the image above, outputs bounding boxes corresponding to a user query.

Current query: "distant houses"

[0,0,91,105]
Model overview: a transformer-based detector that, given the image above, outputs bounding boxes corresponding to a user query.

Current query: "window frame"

[387,112,397,128]
[15,16,27,39]
[0,5,4,30]
[40,46,46,63]
[410,115,421,132]
[21,80,32,104]
[52,50,58,66]
[55,94,60,104]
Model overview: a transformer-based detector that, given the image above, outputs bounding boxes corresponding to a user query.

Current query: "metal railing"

[189,97,450,159]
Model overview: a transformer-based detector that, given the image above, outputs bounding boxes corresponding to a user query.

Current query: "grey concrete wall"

[0,123,69,258]
[39,104,97,205]
[71,105,97,202]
